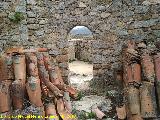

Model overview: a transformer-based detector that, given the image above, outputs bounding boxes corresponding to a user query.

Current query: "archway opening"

[67,27,107,119]
[68,26,93,92]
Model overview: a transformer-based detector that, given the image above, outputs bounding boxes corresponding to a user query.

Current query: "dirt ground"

[69,61,93,91]
[68,61,110,119]
[69,61,93,75]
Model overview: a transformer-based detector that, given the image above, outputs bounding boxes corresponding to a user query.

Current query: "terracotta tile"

[0,80,12,113]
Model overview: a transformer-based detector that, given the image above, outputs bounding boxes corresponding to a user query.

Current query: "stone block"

[56,55,68,63]
[61,69,69,77]
[100,12,111,18]
[61,48,68,55]
[28,24,39,30]
[153,30,160,38]
[79,2,87,8]
[132,19,159,28]
[134,6,149,14]
[27,11,36,18]
[59,62,68,69]
[93,54,102,64]
[15,5,26,13]
[151,24,160,30]
[27,0,36,5]
[121,10,134,17]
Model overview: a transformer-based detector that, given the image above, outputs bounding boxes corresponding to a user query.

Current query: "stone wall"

[0,0,160,119]
[68,39,93,62]
[68,40,76,61]
[76,40,93,62]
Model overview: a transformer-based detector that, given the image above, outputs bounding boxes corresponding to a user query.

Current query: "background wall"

[0,0,160,118]
[68,40,76,61]
[68,39,93,62]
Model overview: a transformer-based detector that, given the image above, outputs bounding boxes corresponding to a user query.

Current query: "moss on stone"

[8,12,24,23]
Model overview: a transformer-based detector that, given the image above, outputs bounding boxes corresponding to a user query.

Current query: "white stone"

[27,0,36,5]
[27,11,36,18]
[142,0,160,5]
[101,12,111,18]
[79,2,87,8]
[15,5,26,13]
[39,19,47,25]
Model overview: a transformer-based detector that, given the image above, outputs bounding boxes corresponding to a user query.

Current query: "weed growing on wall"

[8,12,24,24]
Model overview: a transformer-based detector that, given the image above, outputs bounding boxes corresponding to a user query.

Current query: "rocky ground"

[68,61,113,120]
[68,60,93,91]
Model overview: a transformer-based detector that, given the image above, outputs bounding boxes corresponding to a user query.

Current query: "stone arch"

[67,25,93,36]
[60,23,98,83]
[63,19,100,42]
[67,25,94,61]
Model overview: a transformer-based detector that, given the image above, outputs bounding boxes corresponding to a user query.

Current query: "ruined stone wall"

[68,39,93,62]
[68,40,76,61]
[75,40,93,62]
[0,0,160,119]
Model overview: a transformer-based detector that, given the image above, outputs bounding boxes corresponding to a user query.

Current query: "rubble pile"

[0,48,78,120]
[116,40,160,120]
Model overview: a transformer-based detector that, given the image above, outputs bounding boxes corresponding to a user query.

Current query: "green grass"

[75,91,84,100]
[8,12,24,23]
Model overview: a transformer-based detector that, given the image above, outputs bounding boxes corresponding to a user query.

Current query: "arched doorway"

[67,26,94,91]
[67,26,107,120]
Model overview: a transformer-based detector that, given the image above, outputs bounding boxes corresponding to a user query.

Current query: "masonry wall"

[68,39,93,62]
[68,40,76,61]
[76,40,93,62]
[0,0,160,119]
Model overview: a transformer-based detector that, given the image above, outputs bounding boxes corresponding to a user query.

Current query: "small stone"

[56,55,68,63]
[27,0,36,5]
[142,0,160,5]
[19,0,26,6]
[134,6,149,14]
[39,19,47,25]
[89,12,97,16]
[27,18,36,24]
[0,12,7,17]
[35,30,44,36]
[79,2,87,8]
[122,10,134,17]
[59,62,68,68]
[93,54,102,64]
[48,49,61,56]
[0,2,9,10]
[28,24,39,30]
[57,41,68,49]
[151,24,160,30]
[19,24,28,33]
[153,30,160,38]
[27,11,36,18]
[15,5,26,13]
[11,35,20,42]
[116,29,128,36]
[101,12,111,18]
[61,69,69,76]
[132,19,159,28]
[20,33,28,41]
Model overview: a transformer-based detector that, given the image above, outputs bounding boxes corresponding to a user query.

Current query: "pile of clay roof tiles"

[0,47,78,120]
[115,40,160,120]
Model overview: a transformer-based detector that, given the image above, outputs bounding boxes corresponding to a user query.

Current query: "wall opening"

[67,26,94,91]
